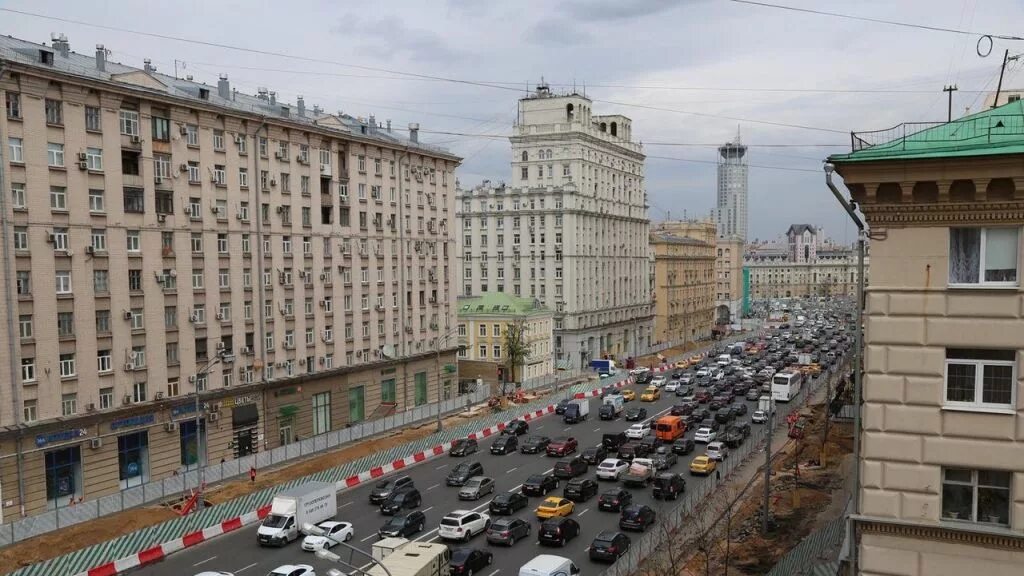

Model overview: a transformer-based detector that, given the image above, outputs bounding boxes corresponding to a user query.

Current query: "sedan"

[489,491,529,515]
[694,427,717,444]
[640,386,661,402]
[450,547,493,576]
[522,473,559,496]
[669,403,694,417]
[486,517,531,546]
[621,389,636,402]
[459,476,496,500]
[520,435,551,454]
[751,410,768,424]
[598,488,633,512]
[746,389,762,401]
[651,375,667,388]
[625,422,651,440]
[589,530,632,563]
[267,566,315,576]
[706,441,728,462]
[449,438,478,457]
[502,419,529,436]
[664,380,680,393]
[730,403,748,416]
[535,497,575,520]
[546,437,578,456]
[671,438,696,455]
[689,456,717,476]
[563,478,599,502]
[624,407,647,422]
[596,458,629,481]
[300,521,353,551]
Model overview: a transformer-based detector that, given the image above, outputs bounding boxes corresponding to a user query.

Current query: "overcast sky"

[5,0,1023,243]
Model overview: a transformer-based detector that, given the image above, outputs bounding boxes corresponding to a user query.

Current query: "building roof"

[457,292,551,317]
[831,99,1024,163]
[787,224,816,236]
[649,231,710,246]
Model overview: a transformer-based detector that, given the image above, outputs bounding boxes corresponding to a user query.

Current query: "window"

[259,136,268,157]
[96,310,111,334]
[942,468,1010,524]
[5,92,21,119]
[218,269,230,289]
[479,345,487,358]
[126,230,141,252]
[117,431,149,489]
[86,147,103,171]
[166,342,179,365]
[119,109,139,136]
[381,378,397,404]
[493,345,501,359]
[238,168,249,188]
[130,308,144,330]
[57,312,74,338]
[479,325,487,337]
[50,186,67,211]
[47,143,65,167]
[191,233,204,253]
[185,124,199,146]
[98,387,114,410]
[312,392,331,436]
[61,393,77,416]
[414,372,428,406]
[97,350,112,373]
[945,349,1015,409]
[44,98,62,125]
[949,227,1019,286]
[13,227,27,251]
[94,269,109,292]
[21,358,35,383]
[55,271,72,294]
[23,400,36,423]
[82,106,102,131]
[152,115,170,141]
[89,189,105,212]
[133,381,147,403]
[192,269,204,290]
[213,129,225,150]
[520,166,528,180]
[8,137,23,163]
[59,353,76,378]
[18,314,32,339]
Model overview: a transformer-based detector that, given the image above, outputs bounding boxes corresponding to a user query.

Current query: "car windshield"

[526,474,545,483]
[262,514,289,528]
[386,516,409,527]
[451,549,473,562]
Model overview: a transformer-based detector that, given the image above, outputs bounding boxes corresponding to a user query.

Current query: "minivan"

[518,554,580,576]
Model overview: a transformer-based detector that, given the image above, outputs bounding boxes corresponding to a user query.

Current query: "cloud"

[562,0,682,22]
[523,20,593,46]
[332,15,464,63]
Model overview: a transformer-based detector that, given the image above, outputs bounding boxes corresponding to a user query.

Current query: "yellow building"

[649,223,715,345]
[457,293,554,387]
[715,236,744,324]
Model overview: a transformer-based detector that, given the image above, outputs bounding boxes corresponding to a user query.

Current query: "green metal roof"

[457,292,551,317]
[830,99,1024,163]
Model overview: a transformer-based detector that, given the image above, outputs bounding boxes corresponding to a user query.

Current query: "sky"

[3,0,1023,244]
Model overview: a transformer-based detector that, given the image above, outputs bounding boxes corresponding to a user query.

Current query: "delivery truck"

[563,398,590,424]
[368,538,451,576]
[257,481,337,546]
[601,395,624,419]
[590,359,617,376]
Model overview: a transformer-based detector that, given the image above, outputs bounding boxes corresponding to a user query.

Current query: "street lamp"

[191,350,233,509]
[304,523,394,576]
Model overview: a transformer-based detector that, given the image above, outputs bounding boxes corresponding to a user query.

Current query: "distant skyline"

[4,0,1022,241]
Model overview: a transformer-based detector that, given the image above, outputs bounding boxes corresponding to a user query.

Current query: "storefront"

[37,429,87,510]
[228,393,260,458]
[110,414,155,489]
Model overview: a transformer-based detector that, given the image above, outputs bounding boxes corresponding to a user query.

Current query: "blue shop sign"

[110,413,155,430]
[171,402,210,418]
[35,428,87,448]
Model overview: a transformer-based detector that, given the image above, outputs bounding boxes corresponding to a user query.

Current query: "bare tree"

[651,506,688,575]
[502,318,530,396]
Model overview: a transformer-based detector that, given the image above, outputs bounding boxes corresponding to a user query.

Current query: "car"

[601,432,628,450]
[651,375,667,388]
[520,435,551,454]
[486,517,531,546]
[379,487,422,514]
[378,511,426,538]
[369,476,414,504]
[635,371,653,385]
[746,389,762,401]
[589,530,632,563]
[695,391,712,403]
[267,565,315,576]
[596,458,629,480]
[708,399,725,412]
[563,478,599,502]
[598,487,633,512]
[449,547,493,576]
[535,496,575,519]
[489,491,529,515]
[637,435,661,455]
[619,504,657,532]
[621,389,636,402]
[651,447,677,470]
[555,398,572,415]
[300,521,354,551]
[459,476,496,500]
[447,461,484,486]
[690,456,717,476]
[502,419,529,436]
[546,436,578,456]
[581,445,608,465]
[751,410,768,423]
[449,438,478,457]
[730,403,748,416]
[624,407,647,421]
[616,442,644,462]
[652,473,686,501]
[664,380,680,393]
[672,438,696,455]
[714,410,736,426]
[706,441,728,461]
[674,385,694,397]
[629,366,651,376]
[700,418,721,432]
[490,435,518,455]
[640,386,661,402]
[625,422,651,439]
[553,456,588,479]
[598,403,617,420]
[669,403,694,417]
[522,473,559,496]
[538,517,581,546]
[694,427,717,443]
[438,510,491,542]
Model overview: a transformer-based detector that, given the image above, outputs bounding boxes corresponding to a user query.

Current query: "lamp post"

[191,351,232,509]
[435,327,460,432]
[305,523,394,576]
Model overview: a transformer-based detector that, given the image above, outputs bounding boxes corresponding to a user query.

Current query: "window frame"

[944,349,1016,411]
[941,467,1011,525]
[948,227,1020,288]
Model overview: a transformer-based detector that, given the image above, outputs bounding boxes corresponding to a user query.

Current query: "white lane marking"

[506,467,517,473]
[361,532,379,542]
[193,556,217,567]
[487,570,500,576]
[435,463,449,470]
[340,501,354,508]
[427,483,440,491]
[236,563,258,573]
[534,424,544,429]
[422,506,434,513]
[593,427,601,432]
[578,507,590,516]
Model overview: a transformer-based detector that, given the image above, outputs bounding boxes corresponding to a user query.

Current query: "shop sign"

[274,386,300,397]
[171,402,210,418]
[110,414,155,430]
[225,393,259,407]
[35,428,87,448]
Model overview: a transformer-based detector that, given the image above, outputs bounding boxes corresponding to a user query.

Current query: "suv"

[446,461,484,486]
[438,510,490,542]
[563,478,599,502]
[553,456,588,479]
[619,504,657,532]
[520,435,551,454]
[522,473,559,496]
[581,445,608,465]
[589,530,632,563]
[486,517,531,546]
[369,476,414,504]
[537,517,580,547]
[546,436,578,456]
[378,510,426,538]
[652,473,686,500]
[449,438,478,457]
[706,441,728,461]
[601,432,628,451]
[502,419,529,436]
[598,488,633,512]
[672,438,696,455]
[379,487,422,514]
[490,435,517,455]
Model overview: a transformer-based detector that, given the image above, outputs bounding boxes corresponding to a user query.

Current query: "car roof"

[445,509,474,518]
[599,458,623,465]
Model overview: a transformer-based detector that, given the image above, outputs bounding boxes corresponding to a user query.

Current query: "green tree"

[502,319,531,396]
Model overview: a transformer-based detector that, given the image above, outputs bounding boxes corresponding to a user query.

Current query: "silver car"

[706,441,728,461]
[458,475,495,500]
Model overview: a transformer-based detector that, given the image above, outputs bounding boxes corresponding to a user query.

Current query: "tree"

[502,319,530,396]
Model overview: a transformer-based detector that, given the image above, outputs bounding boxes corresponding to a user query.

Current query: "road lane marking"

[340,501,354,508]
[422,506,434,513]
[593,427,601,432]
[506,467,517,473]
[578,507,590,516]
[487,570,500,576]
[427,483,440,491]
[361,532,379,542]
[193,556,217,567]
[236,563,258,573]
[563,427,571,431]
[435,463,449,470]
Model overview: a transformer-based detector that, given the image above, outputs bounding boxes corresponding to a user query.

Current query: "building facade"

[456,292,554,388]
[456,83,652,369]
[831,101,1024,575]
[715,129,748,242]
[744,224,864,300]
[649,224,715,345]
[715,235,744,324]
[0,35,461,518]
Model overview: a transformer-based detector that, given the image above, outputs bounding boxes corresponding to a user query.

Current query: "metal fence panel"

[57,502,97,528]
[143,479,164,503]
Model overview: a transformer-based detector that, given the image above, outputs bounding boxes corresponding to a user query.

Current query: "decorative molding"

[862,201,1024,226]
[860,519,1024,551]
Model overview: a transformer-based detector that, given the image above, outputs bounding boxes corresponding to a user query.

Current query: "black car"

[490,435,518,455]
[449,438,478,457]
[601,432,628,451]
[520,435,551,454]
[700,418,721,432]
[714,410,736,426]
[489,491,529,515]
[671,370,684,380]
[538,517,580,547]
[674,386,694,397]
[635,371,653,385]
[522,473,559,496]
[446,461,484,486]
[672,438,696,455]
[693,407,711,422]
[486,517,531,546]
[553,456,588,479]
[563,478,599,502]
[378,510,426,538]
[708,399,725,412]
[379,487,422,515]
[652,473,686,500]
[555,399,572,415]
[598,488,633,512]
[730,403,748,416]
[450,547,493,576]
[619,504,657,532]
[369,476,414,504]
[589,530,632,563]
[637,436,661,455]
[669,403,694,417]
[598,404,617,420]
[581,445,608,465]
[502,419,529,436]
[624,407,647,421]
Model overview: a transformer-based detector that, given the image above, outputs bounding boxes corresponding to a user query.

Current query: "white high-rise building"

[716,129,748,242]
[456,83,652,369]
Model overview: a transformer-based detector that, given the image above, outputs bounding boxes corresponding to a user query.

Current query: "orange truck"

[654,415,687,442]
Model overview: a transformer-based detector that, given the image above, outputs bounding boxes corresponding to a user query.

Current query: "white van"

[520,554,581,576]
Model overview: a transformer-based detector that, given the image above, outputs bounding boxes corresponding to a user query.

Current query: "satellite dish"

[380,345,396,359]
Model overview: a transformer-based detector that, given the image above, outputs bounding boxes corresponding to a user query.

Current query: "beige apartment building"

[649,222,715,345]
[715,235,744,324]
[831,101,1024,575]
[456,292,554,389]
[745,224,864,301]
[0,35,460,518]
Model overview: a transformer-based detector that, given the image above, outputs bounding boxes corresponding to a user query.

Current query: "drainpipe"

[825,164,864,576]
[253,120,269,425]
[0,62,27,516]
[396,148,409,408]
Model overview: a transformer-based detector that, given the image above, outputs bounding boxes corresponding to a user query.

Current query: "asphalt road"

[134,334,838,576]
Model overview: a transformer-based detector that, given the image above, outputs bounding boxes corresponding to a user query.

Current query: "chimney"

[269,91,276,106]
[369,115,376,134]
[95,44,106,71]
[297,96,305,117]
[313,105,322,115]
[386,119,392,133]
[143,59,155,74]
[408,122,420,143]
[217,75,230,99]
[51,33,69,58]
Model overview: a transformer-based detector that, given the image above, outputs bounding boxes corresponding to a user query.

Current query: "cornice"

[862,200,1024,226]
[860,519,1024,551]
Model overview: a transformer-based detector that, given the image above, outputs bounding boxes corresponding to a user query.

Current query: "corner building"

[0,35,460,517]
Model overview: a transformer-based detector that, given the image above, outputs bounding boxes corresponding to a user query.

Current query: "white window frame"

[89,189,105,213]
[97,351,112,373]
[944,349,1016,411]
[949,227,1020,288]
[50,186,67,211]
[119,109,140,136]
[55,271,72,294]
[126,230,141,252]
[86,147,103,171]
[59,353,76,378]
[941,468,1011,525]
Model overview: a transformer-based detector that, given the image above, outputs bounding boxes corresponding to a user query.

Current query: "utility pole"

[762,395,773,533]
[943,85,959,122]
[993,50,1021,108]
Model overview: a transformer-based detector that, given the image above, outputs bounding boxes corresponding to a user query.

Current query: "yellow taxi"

[640,386,661,402]
[688,355,703,364]
[621,389,636,402]
[689,455,717,476]
[674,360,689,369]
[535,496,575,519]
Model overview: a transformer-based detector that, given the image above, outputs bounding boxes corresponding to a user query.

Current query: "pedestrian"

[249,466,256,483]
[716,469,721,482]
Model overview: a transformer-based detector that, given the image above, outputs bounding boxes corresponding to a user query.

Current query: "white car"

[751,410,768,424]
[300,521,353,551]
[695,368,710,378]
[268,565,315,576]
[651,375,667,387]
[664,380,679,393]
[706,441,728,461]
[438,510,490,541]
[625,422,651,439]
[694,427,717,444]
[596,458,630,480]
[629,367,651,376]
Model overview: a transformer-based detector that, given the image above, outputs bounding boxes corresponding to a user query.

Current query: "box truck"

[601,395,624,419]
[257,481,337,546]
[590,359,617,376]
[563,398,590,424]
[368,539,451,576]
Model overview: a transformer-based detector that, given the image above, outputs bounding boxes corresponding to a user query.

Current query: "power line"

[647,154,821,173]
[414,129,847,149]
[590,98,847,134]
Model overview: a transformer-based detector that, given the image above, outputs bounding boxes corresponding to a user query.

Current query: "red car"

[546,436,578,457]
[694,391,712,404]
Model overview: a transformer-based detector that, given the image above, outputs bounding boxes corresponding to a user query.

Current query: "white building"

[456,84,652,369]
[716,129,748,242]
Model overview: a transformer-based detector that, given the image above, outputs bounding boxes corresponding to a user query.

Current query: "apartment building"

[830,101,1024,575]
[456,83,652,369]
[649,225,715,345]
[456,292,554,388]
[744,224,864,301]
[0,35,460,517]
[715,235,744,324]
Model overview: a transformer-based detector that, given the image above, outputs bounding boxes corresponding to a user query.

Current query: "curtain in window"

[949,228,980,283]
[984,228,1018,282]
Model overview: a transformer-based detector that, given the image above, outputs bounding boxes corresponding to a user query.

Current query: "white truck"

[758,396,776,415]
[520,555,581,576]
[601,395,624,418]
[369,538,451,576]
[257,481,337,546]
[562,398,590,424]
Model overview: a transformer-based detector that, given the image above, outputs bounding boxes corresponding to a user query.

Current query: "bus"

[771,370,803,402]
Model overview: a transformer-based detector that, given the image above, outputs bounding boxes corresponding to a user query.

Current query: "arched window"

[599,122,607,132]
[546,149,553,159]
[566,103,574,121]
[521,151,528,162]
[610,122,618,137]
[804,245,810,261]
